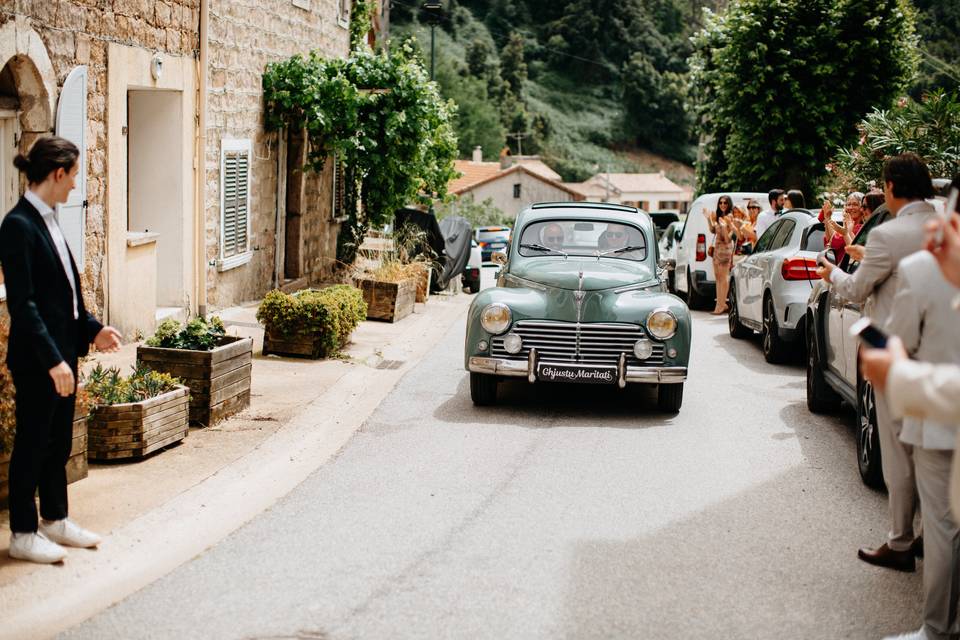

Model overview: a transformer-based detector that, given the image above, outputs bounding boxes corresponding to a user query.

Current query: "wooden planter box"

[263,329,329,359]
[0,405,89,508]
[412,264,432,303]
[357,277,416,323]
[87,386,189,461]
[137,336,253,427]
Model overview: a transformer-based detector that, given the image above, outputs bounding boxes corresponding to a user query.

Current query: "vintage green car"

[464,202,692,411]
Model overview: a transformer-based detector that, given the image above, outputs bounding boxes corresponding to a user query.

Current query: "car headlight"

[480,303,512,335]
[633,339,654,360]
[646,309,678,340]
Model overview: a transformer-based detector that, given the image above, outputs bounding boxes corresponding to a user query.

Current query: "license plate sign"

[536,363,617,385]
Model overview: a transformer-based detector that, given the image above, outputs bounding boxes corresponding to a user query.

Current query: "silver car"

[728,210,824,363]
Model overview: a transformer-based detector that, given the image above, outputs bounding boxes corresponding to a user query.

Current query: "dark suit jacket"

[0,197,102,373]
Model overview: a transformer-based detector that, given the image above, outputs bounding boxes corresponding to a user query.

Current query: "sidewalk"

[0,289,472,639]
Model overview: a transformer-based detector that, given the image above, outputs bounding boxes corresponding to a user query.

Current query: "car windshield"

[518,219,648,262]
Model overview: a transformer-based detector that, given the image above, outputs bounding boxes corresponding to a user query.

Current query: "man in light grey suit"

[817,153,938,572]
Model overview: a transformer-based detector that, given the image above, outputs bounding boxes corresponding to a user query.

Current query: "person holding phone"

[817,153,938,574]
[863,181,960,640]
[0,137,122,564]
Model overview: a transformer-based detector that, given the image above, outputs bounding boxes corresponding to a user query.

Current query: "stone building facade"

[1,2,200,330]
[203,0,351,310]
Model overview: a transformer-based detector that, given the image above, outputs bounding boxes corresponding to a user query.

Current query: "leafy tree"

[911,0,960,96]
[689,0,919,197]
[499,31,528,98]
[621,51,691,160]
[435,57,506,159]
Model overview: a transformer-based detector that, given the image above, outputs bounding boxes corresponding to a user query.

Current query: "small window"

[513,183,521,199]
[220,139,252,268]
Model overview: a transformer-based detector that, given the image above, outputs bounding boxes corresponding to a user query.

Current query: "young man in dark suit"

[1,136,121,564]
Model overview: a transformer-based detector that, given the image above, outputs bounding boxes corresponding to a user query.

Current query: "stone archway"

[0,16,58,136]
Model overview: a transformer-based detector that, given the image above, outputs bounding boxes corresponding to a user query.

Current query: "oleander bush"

[256,285,367,356]
[146,316,227,351]
[84,364,182,406]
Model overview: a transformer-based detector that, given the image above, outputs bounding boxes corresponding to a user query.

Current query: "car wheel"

[761,294,789,364]
[856,375,885,489]
[686,269,710,311]
[727,280,751,339]
[470,372,498,406]
[806,315,841,414]
[657,383,683,413]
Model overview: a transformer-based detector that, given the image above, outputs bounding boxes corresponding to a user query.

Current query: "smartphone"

[850,316,888,349]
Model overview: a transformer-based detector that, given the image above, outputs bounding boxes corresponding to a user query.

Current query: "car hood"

[510,258,654,291]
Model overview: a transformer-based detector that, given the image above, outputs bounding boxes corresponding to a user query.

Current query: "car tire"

[466,278,481,293]
[686,269,710,311]
[657,383,683,413]
[761,294,789,364]
[856,374,885,490]
[806,315,841,414]
[470,372,498,406]
[727,280,751,339]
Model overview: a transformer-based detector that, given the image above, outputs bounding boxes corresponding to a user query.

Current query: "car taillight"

[478,241,488,248]
[695,234,706,262]
[781,257,819,280]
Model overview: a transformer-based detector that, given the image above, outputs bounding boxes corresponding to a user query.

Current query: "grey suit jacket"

[829,200,937,325]
[886,251,960,449]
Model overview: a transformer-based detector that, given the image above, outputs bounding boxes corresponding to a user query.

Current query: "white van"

[674,191,767,309]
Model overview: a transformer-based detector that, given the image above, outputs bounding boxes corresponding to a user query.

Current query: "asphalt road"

[62,310,922,640]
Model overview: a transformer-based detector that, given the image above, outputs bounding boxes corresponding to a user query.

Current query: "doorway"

[0,111,17,213]
[127,90,184,311]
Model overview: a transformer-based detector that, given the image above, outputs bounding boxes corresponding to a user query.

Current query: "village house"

[567,172,692,214]
[1,1,359,337]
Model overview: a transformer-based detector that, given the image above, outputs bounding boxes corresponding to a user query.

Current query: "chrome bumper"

[467,356,687,385]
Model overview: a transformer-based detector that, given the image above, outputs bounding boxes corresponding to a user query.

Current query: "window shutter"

[331,155,348,222]
[221,146,250,259]
[55,66,87,264]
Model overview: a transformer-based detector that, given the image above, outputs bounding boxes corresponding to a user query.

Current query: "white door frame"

[0,109,20,215]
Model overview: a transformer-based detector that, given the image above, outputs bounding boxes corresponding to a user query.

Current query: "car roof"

[530,201,639,214]
[517,202,651,230]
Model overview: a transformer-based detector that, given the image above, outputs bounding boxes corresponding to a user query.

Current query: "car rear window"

[477,229,510,242]
[803,225,825,252]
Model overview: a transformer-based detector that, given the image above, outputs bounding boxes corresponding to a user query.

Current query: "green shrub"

[256,285,367,357]
[84,363,182,406]
[146,316,226,351]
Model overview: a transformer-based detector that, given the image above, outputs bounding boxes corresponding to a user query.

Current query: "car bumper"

[691,270,715,296]
[468,356,687,386]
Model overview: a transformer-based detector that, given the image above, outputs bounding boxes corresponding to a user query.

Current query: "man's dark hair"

[882,153,934,200]
[768,188,784,207]
[785,189,805,209]
[12,136,79,185]
[861,192,885,214]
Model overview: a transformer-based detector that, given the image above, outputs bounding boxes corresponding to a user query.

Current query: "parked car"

[462,239,483,293]
[464,201,691,412]
[675,192,767,310]
[476,226,511,262]
[649,211,681,242]
[728,209,822,363]
[658,221,682,293]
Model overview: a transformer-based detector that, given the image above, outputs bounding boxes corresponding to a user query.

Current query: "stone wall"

[1,2,200,315]
[204,0,350,309]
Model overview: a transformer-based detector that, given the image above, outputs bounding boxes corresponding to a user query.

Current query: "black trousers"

[8,364,77,533]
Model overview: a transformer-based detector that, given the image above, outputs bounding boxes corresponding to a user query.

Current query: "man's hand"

[860,336,908,395]
[93,326,123,353]
[48,361,75,397]
[845,244,866,263]
[816,261,836,283]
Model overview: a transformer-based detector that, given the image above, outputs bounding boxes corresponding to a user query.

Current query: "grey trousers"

[915,447,960,640]
[877,390,920,551]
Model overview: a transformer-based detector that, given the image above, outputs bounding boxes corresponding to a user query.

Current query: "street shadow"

[433,374,682,430]
[710,331,804,375]
[560,463,917,639]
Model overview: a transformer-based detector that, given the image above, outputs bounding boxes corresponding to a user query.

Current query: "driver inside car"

[540,223,565,250]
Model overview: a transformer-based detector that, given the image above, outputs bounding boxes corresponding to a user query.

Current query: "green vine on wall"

[262,43,459,264]
[350,0,376,52]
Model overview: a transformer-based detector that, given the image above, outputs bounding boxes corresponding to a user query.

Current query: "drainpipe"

[274,128,287,289]
[196,0,209,317]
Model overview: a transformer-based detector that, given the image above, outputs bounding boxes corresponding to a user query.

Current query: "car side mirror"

[658,257,676,271]
[491,251,508,265]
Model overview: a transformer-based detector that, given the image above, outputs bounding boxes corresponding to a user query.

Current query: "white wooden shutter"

[220,140,251,261]
[55,66,87,264]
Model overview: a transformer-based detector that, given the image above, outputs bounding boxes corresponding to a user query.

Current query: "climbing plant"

[350,0,376,51]
[262,43,459,263]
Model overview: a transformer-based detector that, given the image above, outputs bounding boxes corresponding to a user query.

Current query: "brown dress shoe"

[857,543,916,572]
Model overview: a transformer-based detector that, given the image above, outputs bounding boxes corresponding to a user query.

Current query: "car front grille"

[490,320,665,366]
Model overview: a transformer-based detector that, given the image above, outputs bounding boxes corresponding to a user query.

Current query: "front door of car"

[742,220,784,321]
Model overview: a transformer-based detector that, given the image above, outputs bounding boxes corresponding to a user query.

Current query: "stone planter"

[356,277,416,323]
[137,336,253,427]
[87,386,190,461]
[0,404,88,508]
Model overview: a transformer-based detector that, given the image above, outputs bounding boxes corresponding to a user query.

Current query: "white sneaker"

[39,518,101,548]
[8,532,68,564]
[882,628,928,640]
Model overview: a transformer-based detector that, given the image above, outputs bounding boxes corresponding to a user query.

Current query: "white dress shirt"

[755,208,777,238]
[24,190,79,319]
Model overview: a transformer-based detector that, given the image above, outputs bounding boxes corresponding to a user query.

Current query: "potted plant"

[258,284,367,359]
[137,317,253,427]
[353,261,419,323]
[84,364,189,461]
